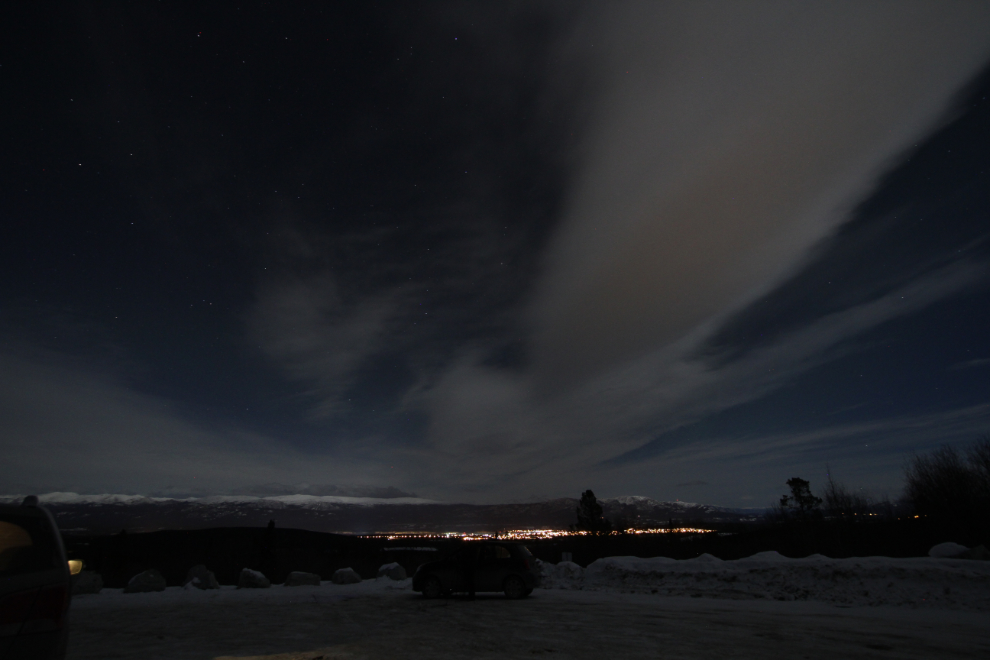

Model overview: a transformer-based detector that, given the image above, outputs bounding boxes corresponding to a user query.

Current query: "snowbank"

[929,542,968,558]
[540,553,990,610]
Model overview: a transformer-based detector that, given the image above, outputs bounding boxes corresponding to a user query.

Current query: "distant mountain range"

[0,492,762,535]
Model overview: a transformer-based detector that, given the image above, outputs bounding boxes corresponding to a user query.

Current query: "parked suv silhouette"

[412,541,541,599]
[0,496,73,659]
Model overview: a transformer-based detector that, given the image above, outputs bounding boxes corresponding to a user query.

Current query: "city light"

[360,527,715,541]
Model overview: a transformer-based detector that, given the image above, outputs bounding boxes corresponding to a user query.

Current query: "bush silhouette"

[821,469,871,520]
[905,435,990,542]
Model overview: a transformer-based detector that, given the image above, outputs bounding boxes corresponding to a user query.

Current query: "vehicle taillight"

[21,584,69,633]
[0,589,39,637]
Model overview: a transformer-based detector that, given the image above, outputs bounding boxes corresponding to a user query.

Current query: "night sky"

[3,2,990,506]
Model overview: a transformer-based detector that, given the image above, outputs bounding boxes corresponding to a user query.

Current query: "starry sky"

[3,2,990,506]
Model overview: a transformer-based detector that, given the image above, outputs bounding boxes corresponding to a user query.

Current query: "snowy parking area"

[66,555,990,659]
[542,551,990,610]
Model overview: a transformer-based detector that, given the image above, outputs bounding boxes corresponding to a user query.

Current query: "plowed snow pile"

[540,552,990,610]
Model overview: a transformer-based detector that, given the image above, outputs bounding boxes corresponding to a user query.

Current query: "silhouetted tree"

[904,435,990,541]
[821,467,871,520]
[780,478,822,521]
[573,490,612,534]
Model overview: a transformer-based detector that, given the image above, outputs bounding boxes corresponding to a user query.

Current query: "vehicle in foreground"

[412,541,541,599]
[0,496,73,660]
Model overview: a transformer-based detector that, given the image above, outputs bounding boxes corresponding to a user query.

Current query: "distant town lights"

[363,527,715,541]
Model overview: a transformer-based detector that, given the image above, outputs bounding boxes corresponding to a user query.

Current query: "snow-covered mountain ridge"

[604,495,739,513]
[3,492,734,510]
[0,492,757,534]
[1,492,437,507]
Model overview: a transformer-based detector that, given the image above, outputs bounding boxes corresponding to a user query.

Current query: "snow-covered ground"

[542,551,990,610]
[66,555,990,659]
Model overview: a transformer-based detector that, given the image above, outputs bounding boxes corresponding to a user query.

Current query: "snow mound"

[124,569,166,593]
[237,568,270,589]
[377,562,407,580]
[539,560,586,588]
[332,567,362,585]
[738,551,791,562]
[928,542,969,558]
[689,553,722,562]
[284,571,321,587]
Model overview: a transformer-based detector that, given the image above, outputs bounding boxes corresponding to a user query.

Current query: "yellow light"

[68,559,83,575]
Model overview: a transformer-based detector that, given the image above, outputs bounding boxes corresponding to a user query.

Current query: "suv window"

[480,545,512,560]
[448,546,478,562]
[0,513,59,576]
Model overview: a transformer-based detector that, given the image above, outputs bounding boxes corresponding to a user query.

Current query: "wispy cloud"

[393,3,990,500]
[407,260,987,500]
[0,349,397,495]
[609,403,990,505]
[949,357,990,371]
[235,4,990,502]
[531,2,990,387]
[7,4,990,504]
[249,275,397,417]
